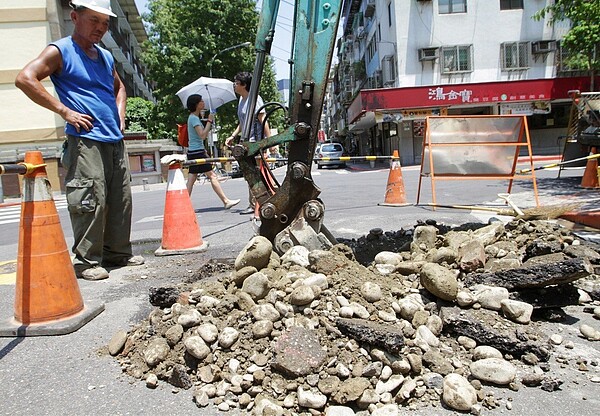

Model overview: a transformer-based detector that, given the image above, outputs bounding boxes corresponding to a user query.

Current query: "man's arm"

[225,124,241,147]
[15,45,94,133]
[258,112,271,138]
[113,69,126,132]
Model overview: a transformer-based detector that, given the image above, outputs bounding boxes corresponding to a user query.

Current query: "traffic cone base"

[0,151,103,337]
[155,241,209,256]
[155,164,209,256]
[560,210,600,230]
[0,303,104,337]
[579,147,599,189]
[378,150,410,207]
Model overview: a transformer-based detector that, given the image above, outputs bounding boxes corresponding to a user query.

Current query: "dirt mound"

[110,219,600,414]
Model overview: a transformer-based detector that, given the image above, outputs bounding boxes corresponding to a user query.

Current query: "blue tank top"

[50,36,122,142]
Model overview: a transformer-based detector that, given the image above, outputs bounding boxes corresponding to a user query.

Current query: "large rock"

[441,306,550,361]
[272,327,327,377]
[501,299,534,324]
[458,239,486,272]
[470,358,517,385]
[184,336,210,360]
[234,236,272,271]
[336,318,405,354]
[464,258,594,290]
[144,337,170,367]
[332,377,371,404]
[472,222,505,246]
[108,330,127,356]
[411,225,438,253]
[442,373,477,411]
[148,287,180,308]
[241,272,270,300]
[420,262,458,301]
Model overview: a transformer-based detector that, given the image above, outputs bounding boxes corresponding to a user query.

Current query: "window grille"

[501,42,529,70]
[441,45,472,74]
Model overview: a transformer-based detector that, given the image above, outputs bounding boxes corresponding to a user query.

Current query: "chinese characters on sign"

[428,87,547,104]
[429,87,473,103]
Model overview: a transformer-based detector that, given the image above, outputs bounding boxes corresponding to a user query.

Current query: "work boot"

[75,265,109,281]
[124,255,145,266]
[102,255,145,268]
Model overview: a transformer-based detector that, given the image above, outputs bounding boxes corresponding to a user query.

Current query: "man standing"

[15,0,144,280]
[225,71,272,215]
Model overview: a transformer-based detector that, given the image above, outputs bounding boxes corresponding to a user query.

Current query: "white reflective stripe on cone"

[166,165,187,192]
[22,177,54,202]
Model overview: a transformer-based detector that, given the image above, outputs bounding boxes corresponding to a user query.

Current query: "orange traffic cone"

[0,151,104,337]
[580,147,599,189]
[378,150,410,206]
[155,163,208,256]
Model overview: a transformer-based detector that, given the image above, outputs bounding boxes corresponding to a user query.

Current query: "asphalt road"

[0,161,598,415]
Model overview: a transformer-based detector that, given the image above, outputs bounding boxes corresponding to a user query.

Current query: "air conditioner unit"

[532,40,556,54]
[418,47,439,61]
[365,0,376,18]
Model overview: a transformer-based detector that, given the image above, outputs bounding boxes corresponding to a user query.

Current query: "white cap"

[70,0,117,17]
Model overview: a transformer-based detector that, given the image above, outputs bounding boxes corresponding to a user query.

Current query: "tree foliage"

[141,0,284,143]
[533,0,600,89]
[125,97,153,132]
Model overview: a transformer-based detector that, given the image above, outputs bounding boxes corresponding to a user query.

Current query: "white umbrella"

[175,76,237,111]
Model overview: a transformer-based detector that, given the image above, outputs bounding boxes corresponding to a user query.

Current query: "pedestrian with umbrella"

[184,94,240,209]
[225,71,273,215]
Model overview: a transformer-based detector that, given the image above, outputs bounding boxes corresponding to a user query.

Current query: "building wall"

[0,0,65,146]
[0,0,155,197]
[329,0,582,163]
[393,0,561,86]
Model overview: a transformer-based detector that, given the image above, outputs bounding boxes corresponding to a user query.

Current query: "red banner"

[348,76,591,123]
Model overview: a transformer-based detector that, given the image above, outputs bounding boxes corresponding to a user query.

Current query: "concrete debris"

[113,218,600,414]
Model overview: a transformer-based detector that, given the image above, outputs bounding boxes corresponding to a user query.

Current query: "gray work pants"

[62,135,133,267]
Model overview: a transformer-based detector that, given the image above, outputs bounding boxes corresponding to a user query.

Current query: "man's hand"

[63,109,94,133]
[160,154,187,166]
[225,135,235,147]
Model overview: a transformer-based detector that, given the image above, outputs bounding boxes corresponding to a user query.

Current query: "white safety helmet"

[70,0,117,17]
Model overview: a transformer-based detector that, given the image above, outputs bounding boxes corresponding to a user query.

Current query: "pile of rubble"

[109,219,600,415]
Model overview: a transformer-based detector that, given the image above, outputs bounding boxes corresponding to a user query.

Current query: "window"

[367,39,377,62]
[382,55,396,86]
[500,0,523,10]
[439,0,467,14]
[366,31,380,63]
[388,1,392,27]
[321,143,343,152]
[441,45,472,73]
[556,41,587,76]
[501,42,529,70]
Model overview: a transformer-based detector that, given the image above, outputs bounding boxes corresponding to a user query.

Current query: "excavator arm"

[231,0,344,253]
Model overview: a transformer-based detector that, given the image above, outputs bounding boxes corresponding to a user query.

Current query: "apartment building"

[0,0,154,198]
[329,0,591,165]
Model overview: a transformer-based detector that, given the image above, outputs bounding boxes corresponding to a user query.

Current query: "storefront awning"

[347,76,592,124]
